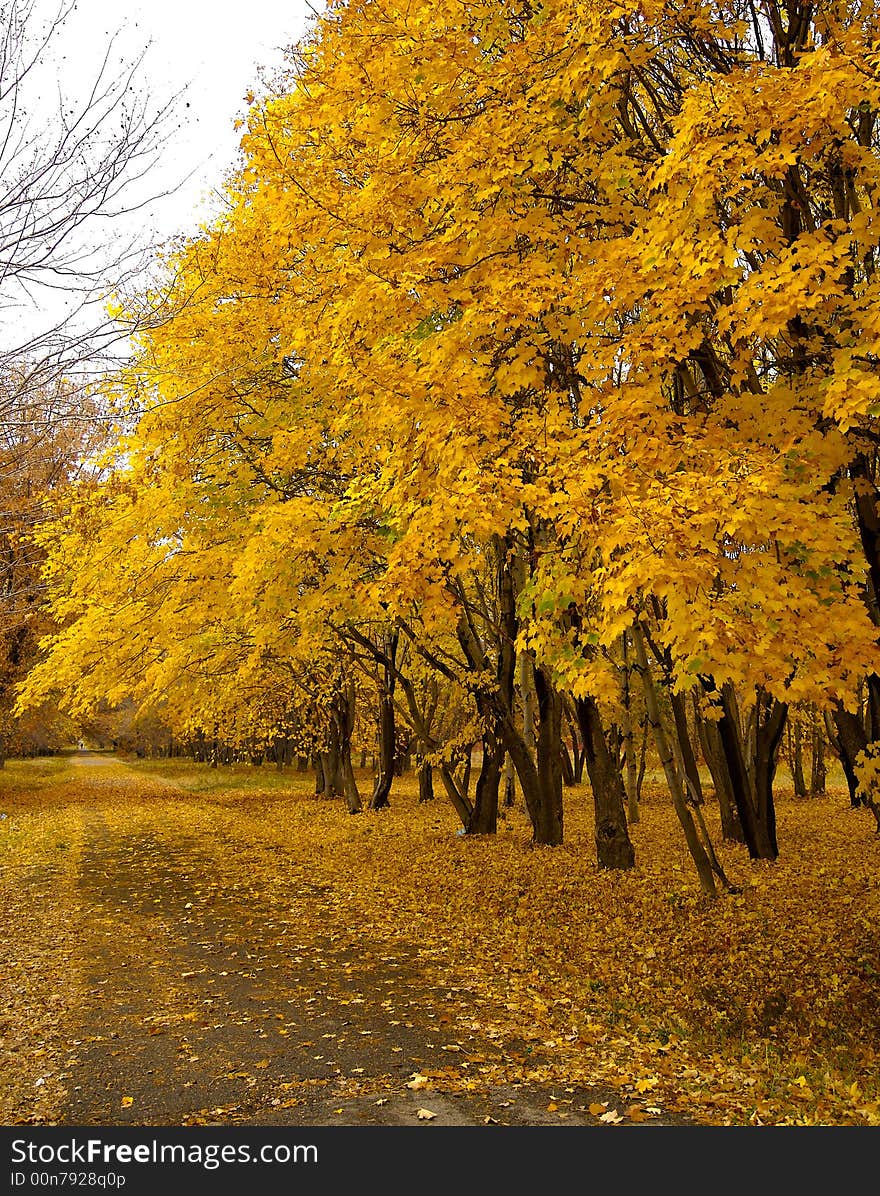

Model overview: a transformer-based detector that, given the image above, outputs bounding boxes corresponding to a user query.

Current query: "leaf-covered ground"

[0,753,877,1126]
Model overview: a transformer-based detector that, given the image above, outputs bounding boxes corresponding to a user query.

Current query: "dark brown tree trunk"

[452,533,564,840]
[459,743,473,803]
[275,734,288,771]
[695,699,745,843]
[563,701,586,784]
[321,744,341,797]
[620,632,639,824]
[314,752,327,796]
[633,626,717,896]
[575,694,635,870]
[503,754,516,806]
[323,685,361,813]
[716,684,786,860]
[560,741,575,786]
[670,690,704,804]
[418,757,434,803]
[531,665,564,845]
[830,706,880,831]
[438,764,472,827]
[832,703,867,807]
[832,703,875,827]
[337,687,361,814]
[809,709,826,797]
[786,718,808,797]
[468,728,502,834]
[867,675,880,742]
[371,683,396,810]
[499,670,564,846]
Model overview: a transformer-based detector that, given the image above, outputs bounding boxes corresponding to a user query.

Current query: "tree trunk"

[786,717,808,798]
[832,703,867,807]
[575,694,635,870]
[520,652,536,754]
[563,700,587,784]
[716,684,786,860]
[620,631,639,824]
[832,702,880,832]
[498,664,564,846]
[438,763,473,828]
[324,685,361,814]
[809,709,826,797]
[502,753,515,807]
[458,743,473,802]
[560,740,575,786]
[670,690,704,804]
[321,745,340,797]
[468,728,502,834]
[832,698,879,832]
[694,698,745,843]
[531,665,564,845]
[371,686,396,810]
[418,758,434,803]
[632,625,717,897]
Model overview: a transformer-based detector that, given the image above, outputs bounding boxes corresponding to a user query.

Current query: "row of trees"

[18,0,880,896]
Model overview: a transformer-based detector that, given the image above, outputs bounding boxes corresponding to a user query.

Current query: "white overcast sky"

[1,0,315,350]
[58,0,316,238]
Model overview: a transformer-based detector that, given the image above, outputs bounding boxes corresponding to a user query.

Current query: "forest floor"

[0,751,878,1128]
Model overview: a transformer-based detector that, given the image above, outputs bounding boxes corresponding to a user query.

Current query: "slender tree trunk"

[418,757,434,803]
[670,690,704,804]
[371,684,396,810]
[632,626,717,897]
[830,704,880,831]
[563,700,586,785]
[469,728,502,834]
[498,665,564,846]
[520,652,536,754]
[809,709,826,797]
[502,753,515,807]
[716,684,786,860]
[694,698,745,843]
[575,694,635,869]
[321,743,341,797]
[323,685,361,813]
[560,740,575,786]
[458,743,473,803]
[337,685,362,814]
[828,705,862,806]
[786,717,808,797]
[532,665,564,845]
[438,764,472,828]
[635,716,648,804]
[620,631,639,824]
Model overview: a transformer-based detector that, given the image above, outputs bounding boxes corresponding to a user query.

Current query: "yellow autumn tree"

[21,0,880,895]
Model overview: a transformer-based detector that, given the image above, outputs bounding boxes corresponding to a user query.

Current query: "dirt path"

[38,754,685,1128]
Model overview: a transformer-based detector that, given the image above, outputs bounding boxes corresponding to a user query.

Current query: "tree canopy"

[18,0,880,891]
